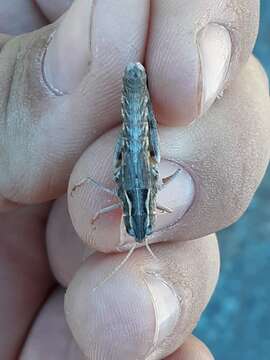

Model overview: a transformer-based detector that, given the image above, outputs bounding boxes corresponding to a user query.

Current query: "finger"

[65,234,220,360]
[0,0,48,34]
[68,56,270,252]
[46,198,216,358]
[46,195,94,287]
[164,335,214,360]
[20,288,86,360]
[46,201,215,359]
[0,204,55,359]
[146,0,259,125]
[35,0,73,22]
[0,0,149,207]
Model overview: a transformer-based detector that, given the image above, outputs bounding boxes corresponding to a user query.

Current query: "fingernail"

[154,161,195,232]
[43,0,95,94]
[143,272,181,357]
[197,23,232,116]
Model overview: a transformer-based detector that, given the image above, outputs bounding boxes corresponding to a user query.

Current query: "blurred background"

[195,1,270,358]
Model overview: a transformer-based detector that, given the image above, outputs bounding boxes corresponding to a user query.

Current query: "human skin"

[0,1,269,359]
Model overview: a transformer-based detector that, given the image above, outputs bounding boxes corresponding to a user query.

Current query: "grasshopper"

[71,62,179,244]
[71,63,180,290]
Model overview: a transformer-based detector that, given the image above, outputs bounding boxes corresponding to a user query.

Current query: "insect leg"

[147,97,161,163]
[70,177,117,197]
[91,203,121,224]
[113,132,124,182]
[158,169,181,190]
[156,203,173,214]
[156,170,181,212]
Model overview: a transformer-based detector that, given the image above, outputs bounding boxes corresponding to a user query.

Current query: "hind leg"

[91,203,121,224]
[156,203,173,214]
[156,169,181,213]
[70,176,117,197]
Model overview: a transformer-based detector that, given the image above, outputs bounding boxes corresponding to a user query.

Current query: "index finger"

[0,0,149,206]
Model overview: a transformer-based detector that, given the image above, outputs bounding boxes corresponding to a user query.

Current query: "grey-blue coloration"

[70,63,176,241]
[114,63,160,242]
[195,2,270,358]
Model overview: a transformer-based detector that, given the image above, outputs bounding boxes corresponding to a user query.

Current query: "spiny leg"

[147,98,161,163]
[159,169,181,191]
[70,176,117,197]
[92,203,121,224]
[156,170,181,213]
[156,203,173,214]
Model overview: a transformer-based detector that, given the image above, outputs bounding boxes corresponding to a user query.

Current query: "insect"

[71,63,180,290]
[71,62,179,244]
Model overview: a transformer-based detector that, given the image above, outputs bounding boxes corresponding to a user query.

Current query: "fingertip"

[46,195,91,287]
[43,0,93,95]
[0,194,21,213]
[65,236,219,360]
[43,0,150,95]
[35,0,73,22]
[0,0,150,205]
[146,0,259,126]
[147,20,232,126]
[20,288,85,360]
[67,131,196,253]
[67,128,122,253]
[248,55,269,91]
[165,335,214,360]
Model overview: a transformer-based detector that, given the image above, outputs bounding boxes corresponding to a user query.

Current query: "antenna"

[92,244,137,292]
[91,239,160,293]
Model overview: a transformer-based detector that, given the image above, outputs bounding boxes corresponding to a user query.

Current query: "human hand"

[0,1,269,359]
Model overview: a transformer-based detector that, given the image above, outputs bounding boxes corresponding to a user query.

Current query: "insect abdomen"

[123,188,155,242]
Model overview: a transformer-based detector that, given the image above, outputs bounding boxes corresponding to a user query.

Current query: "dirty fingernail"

[144,272,181,358]
[155,161,195,232]
[43,0,95,94]
[197,23,232,116]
